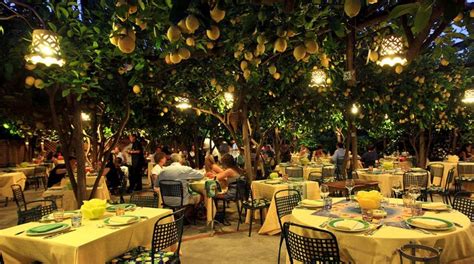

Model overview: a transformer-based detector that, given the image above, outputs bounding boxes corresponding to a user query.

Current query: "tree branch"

[401,15,414,45]
[421,21,448,50]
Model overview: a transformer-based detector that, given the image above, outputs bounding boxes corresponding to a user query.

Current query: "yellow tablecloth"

[289,198,474,264]
[250,180,320,235]
[427,161,458,187]
[0,172,26,199]
[275,165,335,180]
[0,207,173,264]
[357,170,432,197]
[189,179,215,224]
[42,177,111,210]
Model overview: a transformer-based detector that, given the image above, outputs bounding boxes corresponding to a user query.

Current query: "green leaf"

[58,7,69,18]
[388,3,420,20]
[93,27,100,34]
[62,89,70,97]
[165,0,172,8]
[138,0,145,10]
[92,41,99,48]
[67,30,74,38]
[48,22,57,32]
[413,4,432,34]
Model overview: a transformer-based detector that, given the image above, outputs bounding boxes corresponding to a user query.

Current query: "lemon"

[395,65,403,74]
[210,78,217,86]
[177,19,190,34]
[228,85,235,93]
[165,54,172,64]
[440,58,449,66]
[471,9,474,18]
[163,107,169,113]
[170,51,182,64]
[240,60,248,71]
[186,37,195,46]
[206,42,214,49]
[185,15,199,33]
[128,5,137,14]
[344,0,361,18]
[304,39,318,54]
[274,38,287,53]
[34,79,44,89]
[25,76,35,87]
[453,13,463,22]
[320,54,330,68]
[121,28,136,41]
[25,64,36,71]
[166,25,181,43]
[135,17,147,30]
[257,35,266,44]
[287,29,296,38]
[178,47,191,60]
[206,25,220,40]
[243,69,251,80]
[369,50,379,62]
[133,84,141,94]
[109,33,118,46]
[244,51,253,61]
[234,51,242,59]
[118,36,135,53]
[210,7,225,23]
[256,44,265,55]
[236,43,244,51]
[276,27,287,37]
[216,84,222,91]
[293,45,306,61]
[273,72,281,80]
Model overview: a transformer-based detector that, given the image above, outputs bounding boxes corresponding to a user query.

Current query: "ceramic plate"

[26,223,70,236]
[106,203,137,212]
[298,200,324,208]
[406,216,454,231]
[328,218,370,232]
[264,179,282,185]
[421,203,452,211]
[104,215,140,226]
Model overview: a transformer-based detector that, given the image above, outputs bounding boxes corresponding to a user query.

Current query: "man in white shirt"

[158,153,203,206]
[331,143,346,163]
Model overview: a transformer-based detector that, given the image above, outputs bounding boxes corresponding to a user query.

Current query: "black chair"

[403,171,429,201]
[159,180,184,211]
[308,171,321,182]
[452,191,473,221]
[236,179,270,237]
[129,190,159,208]
[428,168,455,204]
[11,184,58,224]
[274,189,301,264]
[27,166,48,191]
[214,180,239,226]
[426,163,445,202]
[398,242,442,264]
[456,163,474,191]
[109,209,185,264]
[286,166,303,178]
[11,184,27,211]
[283,222,342,264]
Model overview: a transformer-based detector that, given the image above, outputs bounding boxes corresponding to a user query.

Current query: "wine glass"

[320,184,330,199]
[391,181,402,198]
[408,185,421,201]
[345,179,355,201]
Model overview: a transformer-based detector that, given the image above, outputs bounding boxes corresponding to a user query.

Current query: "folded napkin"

[29,223,65,233]
[301,199,323,207]
[422,202,448,210]
[411,218,447,229]
[336,220,359,230]
[109,216,135,224]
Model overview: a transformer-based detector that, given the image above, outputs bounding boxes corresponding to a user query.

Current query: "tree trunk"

[418,129,427,168]
[274,127,281,164]
[350,121,358,170]
[450,128,459,154]
[71,101,87,206]
[242,106,253,180]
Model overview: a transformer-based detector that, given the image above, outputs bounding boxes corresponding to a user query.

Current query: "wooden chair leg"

[429,193,433,202]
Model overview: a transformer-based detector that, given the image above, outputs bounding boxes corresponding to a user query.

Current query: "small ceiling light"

[351,104,359,115]
[224,92,234,107]
[81,112,91,121]
[25,29,65,67]
[377,34,407,67]
[462,89,474,104]
[310,68,328,88]
[175,97,192,109]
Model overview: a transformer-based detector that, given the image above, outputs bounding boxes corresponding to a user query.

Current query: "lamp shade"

[175,97,192,109]
[310,68,328,88]
[376,35,407,67]
[25,29,65,67]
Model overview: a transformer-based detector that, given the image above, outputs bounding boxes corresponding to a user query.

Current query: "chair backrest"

[151,208,186,262]
[283,222,341,264]
[17,199,57,224]
[452,191,473,222]
[322,165,335,178]
[204,179,222,199]
[274,189,301,230]
[428,163,444,184]
[129,191,159,208]
[11,184,27,211]
[398,242,441,264]
[235,178,250,202]
[34,166,48,177]
[403,171,429,190]
[307,172,321,182]
[286,167,303,178]
[158,180,184,208]
[457,163,474,179]
[443,168,455,192]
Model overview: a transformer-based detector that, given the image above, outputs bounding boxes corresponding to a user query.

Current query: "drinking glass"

[391,181,402,198]
[402,194,413,208]
[411,202,423,216]
[361,208,373,222]
[53,209,65,222]
[408,185,421,201]
[320,184,330,199]
[345,179,355,201]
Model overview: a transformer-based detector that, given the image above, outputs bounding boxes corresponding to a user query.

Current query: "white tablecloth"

[0,172,26,198]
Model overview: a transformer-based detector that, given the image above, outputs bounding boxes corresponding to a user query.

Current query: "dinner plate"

[298,199,324,208]
[410,168,425,172]
[421,203,452,211]
[104,215,140,226]
[406,216,454,231]
[264,179,282,185]
[26,223,70,236]
[42,211,78,221]
[328,218,370,232]
[106,203,137,212]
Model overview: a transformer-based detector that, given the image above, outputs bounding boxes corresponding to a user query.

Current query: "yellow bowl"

[357,198,381,210]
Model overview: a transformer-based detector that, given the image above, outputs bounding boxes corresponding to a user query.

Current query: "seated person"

[158,153,203,206]
[102,155,121,189]
[361,144,378,168]
[207,153,241,199]
[47,156,76,187]
[311,145,326,161]
[204,153,223,176]
[152,152,167,192]
[458,143,472,162]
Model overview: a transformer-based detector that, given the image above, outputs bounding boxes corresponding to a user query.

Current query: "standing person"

[127,134,144,192]
[361,144,379,168]
[331,143,346,163]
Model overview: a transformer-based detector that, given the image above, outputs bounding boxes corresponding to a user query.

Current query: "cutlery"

[404,222,436,235]
[14,231,24,236]
[319,217,333,228]
[453,222,463,228]
[365,224,383,236]
[43,229,76,239]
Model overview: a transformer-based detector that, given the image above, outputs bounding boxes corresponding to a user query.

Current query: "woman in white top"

[152,152,167,192]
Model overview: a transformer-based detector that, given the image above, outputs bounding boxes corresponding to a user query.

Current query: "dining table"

[0,172,26,200]
[289,198,474,264]
[250,179,320,235]
[0,207,173,264]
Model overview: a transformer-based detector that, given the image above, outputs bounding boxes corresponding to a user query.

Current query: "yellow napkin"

[421,202,448,210]
[336,220,358,230]
[109,216,135,224]
[411,218,447,229]
[301,199,323,207]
